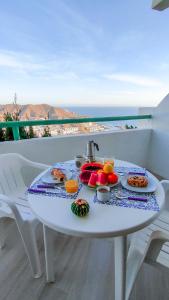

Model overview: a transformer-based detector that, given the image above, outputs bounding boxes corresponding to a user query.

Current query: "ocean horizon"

[63,106,139,128]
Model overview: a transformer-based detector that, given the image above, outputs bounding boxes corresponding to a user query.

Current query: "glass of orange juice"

[65,179,79,193]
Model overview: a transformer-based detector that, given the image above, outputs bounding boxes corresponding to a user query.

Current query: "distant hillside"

[0,104,78,121]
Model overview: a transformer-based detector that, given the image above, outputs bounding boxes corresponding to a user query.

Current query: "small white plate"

[121,174,157,193]
[42,170,72,185]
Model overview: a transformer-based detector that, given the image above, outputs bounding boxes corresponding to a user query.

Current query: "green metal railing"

[0,114,152,141]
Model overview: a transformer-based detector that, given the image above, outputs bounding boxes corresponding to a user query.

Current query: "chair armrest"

[126,230,169,300]
[144,181,169,264]
[160,180,169,193]
[145,230,169,263]
[26,161,50,172]
[0,194,22,221]
[160,180,169,211]
[14,154,51,187]
[21,156,51,171]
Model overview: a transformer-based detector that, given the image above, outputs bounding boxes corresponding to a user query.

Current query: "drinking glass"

[74,155,86,169]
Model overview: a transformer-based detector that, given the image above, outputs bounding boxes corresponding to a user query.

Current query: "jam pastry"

[127,175,148,188]
[51,168,66,182]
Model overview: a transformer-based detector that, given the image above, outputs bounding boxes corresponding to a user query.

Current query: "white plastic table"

[28,160,165,300]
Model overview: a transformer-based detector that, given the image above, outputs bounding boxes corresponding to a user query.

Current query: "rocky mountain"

[0,103,109,136]
[0,104,78,121]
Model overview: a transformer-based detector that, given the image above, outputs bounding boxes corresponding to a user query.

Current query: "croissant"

[51,168,66,182]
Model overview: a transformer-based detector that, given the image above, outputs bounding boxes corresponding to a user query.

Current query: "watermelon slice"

[88,173,98,188]
[96,172,108,186]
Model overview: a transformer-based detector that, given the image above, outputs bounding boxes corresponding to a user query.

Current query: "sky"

[0,0,169,107]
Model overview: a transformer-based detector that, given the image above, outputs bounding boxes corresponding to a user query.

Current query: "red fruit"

[107,173,118,184]
[79,171,91,184]
[96,172,108,186]
[88,173,98,187]
[81,162,103,173]
[97,169,104,174]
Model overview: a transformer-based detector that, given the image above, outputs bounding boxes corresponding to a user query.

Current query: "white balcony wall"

[139,94,169,179]
[0,129,151,168]
[139,93,169,132]
[1,93,169,179]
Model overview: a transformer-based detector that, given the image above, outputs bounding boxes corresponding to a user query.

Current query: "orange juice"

[65,180,78,193]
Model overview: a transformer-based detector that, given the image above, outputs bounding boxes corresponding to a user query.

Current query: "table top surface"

[28,159,165,238]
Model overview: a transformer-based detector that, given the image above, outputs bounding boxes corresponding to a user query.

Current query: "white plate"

[42,170,72,185]
[121,174,157,193]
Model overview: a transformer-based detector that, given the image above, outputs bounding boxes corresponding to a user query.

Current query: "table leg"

[43,225,55,283]
[114,236,127,300]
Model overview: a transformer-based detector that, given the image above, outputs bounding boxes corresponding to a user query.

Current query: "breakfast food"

[81,162,103,173]
[88,173,98,188]
[96,172,108,186]
[104,160,114,168]
[97,186,110,202]
[79,160,119,189]
[65,180,78,193]
[71,199,90,217]
[127,176,148,188]
[79,170,92,184]
[51,168,66,182]
[97,169,104,174]
[98,188,108,193]
[107,173,118,184]
[103,163,113,174]
[79,159,119,188]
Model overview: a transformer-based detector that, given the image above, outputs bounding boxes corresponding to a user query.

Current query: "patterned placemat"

[27,161,82,199]
[94,166,159,211]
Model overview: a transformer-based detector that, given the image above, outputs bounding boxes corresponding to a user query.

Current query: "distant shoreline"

[63,106,139,128]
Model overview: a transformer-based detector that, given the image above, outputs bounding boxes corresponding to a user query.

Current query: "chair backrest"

[0,153,26,196]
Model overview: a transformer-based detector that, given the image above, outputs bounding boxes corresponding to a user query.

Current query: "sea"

[63,106,139,129]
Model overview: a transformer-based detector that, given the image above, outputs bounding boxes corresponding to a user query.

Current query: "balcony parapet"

[0,114,152,140]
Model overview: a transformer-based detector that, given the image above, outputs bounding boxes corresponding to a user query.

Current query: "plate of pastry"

[42,168,72,185]
[121,174,157,193]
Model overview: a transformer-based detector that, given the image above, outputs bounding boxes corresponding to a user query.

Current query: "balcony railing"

[0,114,152,140]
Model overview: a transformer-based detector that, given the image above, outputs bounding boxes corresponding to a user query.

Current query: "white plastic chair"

[126,180,169,300]
[0,153,50,278]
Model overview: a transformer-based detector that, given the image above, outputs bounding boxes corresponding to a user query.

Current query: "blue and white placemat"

[27,161,82,199]
[114,166,146,175]
[94,166,159,212]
